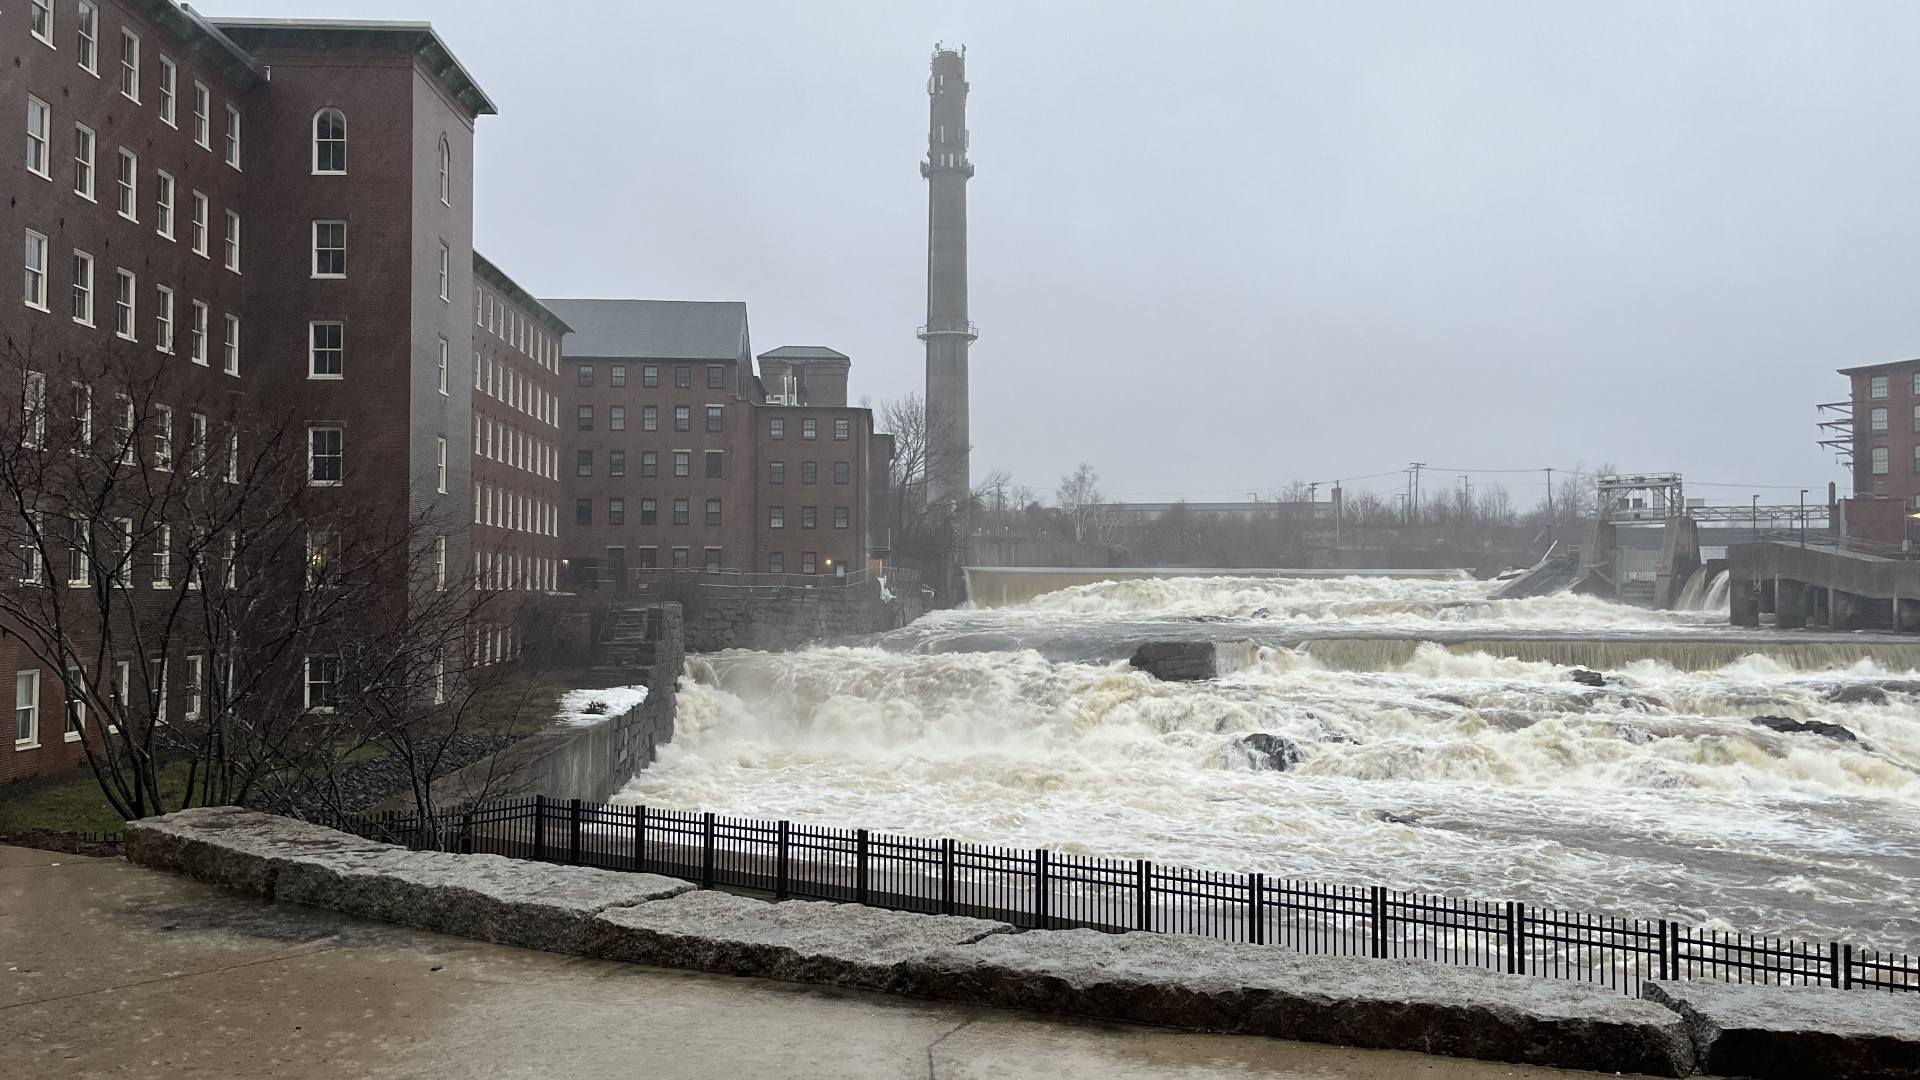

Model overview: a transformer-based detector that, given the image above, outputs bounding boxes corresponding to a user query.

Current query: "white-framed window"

[18,512,43,584]
[305,527,336,588]
[312,220,345,277]
[73,123,95,199]
[27,97,52,178]
[437,337,448,395]
[76,3,97,72]
[115,396,132,466]
[15,670,40,748]
[438,136,450,204]
[192,82,210,148]
[115,147,137,219]
[224,432,238,485]
[113,517,131,585]
[188,412,206,476]
[152,404,171,471]
[114,268,134,339]
[183,655,202,719]
[189,299,208,364]
[158,55,176,125]
[71,382,90,449]
[22,370,45,451]
[308,426,342,485]
[24,231,49,310]
[30,0,53,47]
[71,250,93,325]
[436,436,448,493]
[190,191,208,256]
[435,535,447,592]
[438,242,450,300]
[313,108,344,173]
[309,321,342,378]
[1871,375,1890,399]
[113,659,129,713]
[63,662,83,739]
[224,105,241,168]
[222,313,239,375]
[223,211,240,272]
[151,525,170,588]
[119,28,139,102]
[154,285,173,352]
[1872,446,1890,475]
[66,517,89,587]
[304,655,339,711]
[1871,407,1890,435]
[155,171,174,238]
[146,657,166,724]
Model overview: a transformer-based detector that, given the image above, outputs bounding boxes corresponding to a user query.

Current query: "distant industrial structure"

[921,45,976,511]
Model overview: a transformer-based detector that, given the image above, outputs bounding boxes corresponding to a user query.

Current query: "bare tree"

[1055,462,1104,543]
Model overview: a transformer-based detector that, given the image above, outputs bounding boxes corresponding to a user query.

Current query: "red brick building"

[1835,359,1920,546]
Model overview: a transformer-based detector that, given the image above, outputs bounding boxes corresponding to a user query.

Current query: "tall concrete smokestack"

[921,45,976,510]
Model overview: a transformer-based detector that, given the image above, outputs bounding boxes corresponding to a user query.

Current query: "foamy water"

[615,575,1920,946]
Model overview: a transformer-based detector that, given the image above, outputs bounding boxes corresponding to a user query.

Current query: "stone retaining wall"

[680,578,928,652]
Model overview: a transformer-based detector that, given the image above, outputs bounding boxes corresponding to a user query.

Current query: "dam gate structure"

[1728,538,1920,632]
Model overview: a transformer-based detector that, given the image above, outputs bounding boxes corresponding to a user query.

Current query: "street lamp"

[1799,490,1807,548]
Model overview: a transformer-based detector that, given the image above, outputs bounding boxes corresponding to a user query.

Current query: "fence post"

[1669,921,1682,980]
[776,820,790,901]
[1137,860,1152,933]
[1249,873,1264,945]
[702,812,716,888]
[940,838,955,915]
[1843,943,1853,990]
[856,828,870,905]
[1656,919,1669,982]
[634,805,646,873]
[1506,902,1522,975]
[1370,886,1387,959]
[532,794,547,862]
[1034,849,1049,931]
[568,799,583,865]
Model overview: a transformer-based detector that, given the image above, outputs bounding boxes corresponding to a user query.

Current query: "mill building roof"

[542,300,751,362]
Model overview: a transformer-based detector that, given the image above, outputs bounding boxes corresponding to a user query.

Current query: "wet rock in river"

[1750,716,1859,744]
[1569,669,1607,687]
[1236,734,1304,771]
[1824,684,1889,706]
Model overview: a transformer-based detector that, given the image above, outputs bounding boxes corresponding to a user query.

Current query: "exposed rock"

[125,805,391,898]
[1751,715,1859,743]
[1130,640,1257,681]
[1615,723,1656,745]
[1235,733,1304,771]
[896,929,1695,1077]
[585,890,1012,989]
[1569,669,1607,687]
[1641,979,1920,1079]
[1827,684,1892,706]
[1374,810,1421,826]
[1248,607,1271,619]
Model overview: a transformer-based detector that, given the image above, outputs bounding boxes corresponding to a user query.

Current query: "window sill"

[74,317,94,328]
[191,357,209,367]
[64,731,81,743]
[76,192,96,203]
[311,273,346,281]
[194,250,209,260]
[29,169,51,182]
[116,332,136,343]
[308,373,343,381]
[118,212,138,225]
[308,480,343,488]
[157,230,173,241]
[312,169,347,177]
[24,302,49,313]
[14,740,40,751]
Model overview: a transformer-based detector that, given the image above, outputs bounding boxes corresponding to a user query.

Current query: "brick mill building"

[1832,359,1920,545]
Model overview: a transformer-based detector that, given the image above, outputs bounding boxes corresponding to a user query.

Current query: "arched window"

[313,108,345,173]
[437,136,451,204]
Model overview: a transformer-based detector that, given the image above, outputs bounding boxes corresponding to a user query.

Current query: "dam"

[615,570,1920,953]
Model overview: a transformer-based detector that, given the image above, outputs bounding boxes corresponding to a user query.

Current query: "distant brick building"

[1839,359,1920,510]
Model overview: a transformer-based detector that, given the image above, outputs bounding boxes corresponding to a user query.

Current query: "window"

[151,525,169,586]
[770,417,785,440]
[802,418,817,440]
[183,656,202,719]
[770,506,785,529]
[26,97,51,178]
[640,498,657,525]
[1913,404,1920,433]
[1871,407,1889,435]
[71,383,90,449]
[639,547,657,570]
[802,552,817,575]
[71,251,93,325]
[642,365,659,388]
[77,3,97,70]
[705,499,722,526]
[24,231,48,310]
[576,450,592,476]
[22,371,45,450]
[189,300,208,364]
[16,671,39,748]
[673,499,690,526]
[188,412,205,475]
[437,243,449,300]
[834,418,850,440]
[609,498,625,525]
[63,663,84,738]
[304,656,338,711]
[437,337,448,394]
[674,365,692,388]
[113,517,131,584]
[191,191,208,255]
[30,0,52,46]
[437,137,450,204]
[18,511,42,583]
[151,286,175,352]
[313,108,345,172]
[704,549,722,573]
[436,437,448,493]
[577,405,593,431]
[1871,376,1890,399]
[801,461,817,484]
[222,314,239,375]
[155,171,174,237]
[73,123,95,199]
[575,498,592,527]
[120,29,139,101]
[610,365,627,388]
[309,426,342,484]
[1914,444,1920,473]
[224,211,240,272]
[707,365,725,389]
[578,364,594,387]
[435,535,447,591]
[309,321,342,377]
[107,269,135,341]
[1872,446,1890,475]
[673,451,690,478]
[66,518,89,587]
[306,528,338,588]
[641,451,657,478]
[610,405,625,431]
[770,461,786,484]
[834,461,850,484]
[834,506,850,529]
[313,221,345,277]
[674,406,690,432]
[114,398,132,465]
[672,547,689,569]
[610,450,625,476]
[706,406,723,433]
[769,552,785,574]
[192,82,209,148]
[706,451,723,478]
[642,405,657,431]
[801,506,816,529]
[158,56,175,125]
[224,105,240,168]
[116,148,137,219]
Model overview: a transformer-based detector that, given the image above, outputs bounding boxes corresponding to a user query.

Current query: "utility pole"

[1409,462,1426,525]
[1545,467,1554,526]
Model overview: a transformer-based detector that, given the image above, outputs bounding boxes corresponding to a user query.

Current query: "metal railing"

[333,796,1920,997]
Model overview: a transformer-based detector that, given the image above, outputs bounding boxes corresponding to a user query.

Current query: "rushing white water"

[615,575,1920,947]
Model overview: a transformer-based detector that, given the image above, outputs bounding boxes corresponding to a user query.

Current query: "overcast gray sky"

[218,1,1916,507]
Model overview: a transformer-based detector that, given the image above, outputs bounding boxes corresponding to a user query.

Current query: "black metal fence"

[331,795,1918,996]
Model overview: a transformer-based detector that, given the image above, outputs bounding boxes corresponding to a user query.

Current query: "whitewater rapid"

[614,574,1920,947]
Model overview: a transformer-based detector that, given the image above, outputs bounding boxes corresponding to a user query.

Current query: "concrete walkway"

[0,846,1649,1079]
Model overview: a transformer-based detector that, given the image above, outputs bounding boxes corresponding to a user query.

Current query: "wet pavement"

[0,846,1650,1079]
